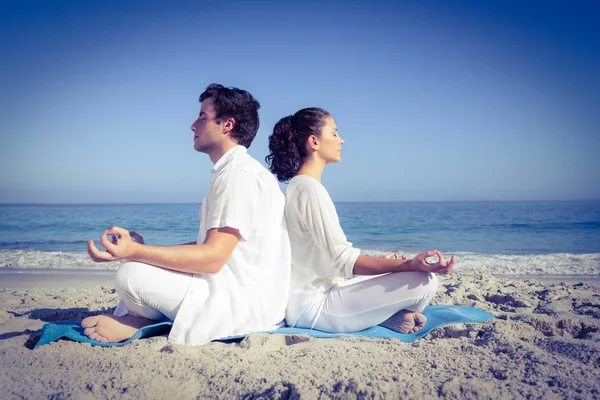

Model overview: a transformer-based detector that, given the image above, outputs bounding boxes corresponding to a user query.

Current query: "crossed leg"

[81,315,155,343]
[81,261,192,343]
[380,310,428,334]
[295,271,438,333]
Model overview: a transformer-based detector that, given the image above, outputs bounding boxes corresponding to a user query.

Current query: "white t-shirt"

[284,175,360,326]
[168,145,291,345]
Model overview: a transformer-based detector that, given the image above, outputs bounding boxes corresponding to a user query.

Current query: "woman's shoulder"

[288,175,327,194]
[287,175,333,206]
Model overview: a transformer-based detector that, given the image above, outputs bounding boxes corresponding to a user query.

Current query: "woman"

[266,108,456,334]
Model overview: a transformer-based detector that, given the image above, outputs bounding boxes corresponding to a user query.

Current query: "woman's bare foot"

[81,315,154,343]
[380,310,427,334]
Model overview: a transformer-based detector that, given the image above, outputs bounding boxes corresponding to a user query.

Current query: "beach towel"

[34,305,494,348]
[34,320,173,348]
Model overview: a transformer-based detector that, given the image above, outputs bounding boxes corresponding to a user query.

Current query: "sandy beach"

[1,273,599,399]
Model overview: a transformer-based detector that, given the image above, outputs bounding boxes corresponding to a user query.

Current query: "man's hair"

[199,83,261,148]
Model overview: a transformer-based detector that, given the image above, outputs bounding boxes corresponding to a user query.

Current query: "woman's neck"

[296,158,326,182]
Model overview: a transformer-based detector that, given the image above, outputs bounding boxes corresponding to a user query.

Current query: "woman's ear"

[307,135,320,151]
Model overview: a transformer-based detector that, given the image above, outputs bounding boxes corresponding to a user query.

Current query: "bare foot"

[380,310,427,334]
[412,312,427,333]
[81,315,154,343]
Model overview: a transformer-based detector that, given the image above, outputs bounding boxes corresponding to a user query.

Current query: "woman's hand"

[408,250,455,274]
[384,252,407,260]
[130,231,146,245]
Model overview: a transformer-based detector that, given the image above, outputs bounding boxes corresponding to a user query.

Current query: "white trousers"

[295,271,438,332]
[112,261,193,321]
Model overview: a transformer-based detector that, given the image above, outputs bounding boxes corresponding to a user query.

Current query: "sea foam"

[1,249,599,276]
[361,249,600,275]
[0,249,118,270]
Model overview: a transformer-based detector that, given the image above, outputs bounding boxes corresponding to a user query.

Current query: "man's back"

[170,146,291,345]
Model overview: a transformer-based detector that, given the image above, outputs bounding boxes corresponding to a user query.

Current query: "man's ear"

[222,117,236,135]
[307,135,320,151]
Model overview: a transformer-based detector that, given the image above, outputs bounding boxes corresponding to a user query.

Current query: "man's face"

[191,98,224,153]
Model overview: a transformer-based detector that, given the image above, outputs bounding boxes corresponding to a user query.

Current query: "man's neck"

[209,141,239,165]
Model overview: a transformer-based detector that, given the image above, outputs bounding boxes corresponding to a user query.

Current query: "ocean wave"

[0,249,118,270]
[359,249,600,275]
[2,249,599,276]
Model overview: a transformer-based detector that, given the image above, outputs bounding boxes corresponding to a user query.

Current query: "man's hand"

[87,226,139,263]
[408,250,455,274]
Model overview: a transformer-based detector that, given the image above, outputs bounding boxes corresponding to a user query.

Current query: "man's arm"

[87,225,240,274]
[129,231,196,246]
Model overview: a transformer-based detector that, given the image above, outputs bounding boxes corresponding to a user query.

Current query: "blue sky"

[1,0,599,203]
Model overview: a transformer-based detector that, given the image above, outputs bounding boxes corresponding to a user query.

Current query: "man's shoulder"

[222,152,269,181]
[230,151,264,171]
[216,152,279,189]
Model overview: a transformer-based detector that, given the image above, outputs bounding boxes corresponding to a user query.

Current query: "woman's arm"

[353,250,456,276]
[353,254,411,275]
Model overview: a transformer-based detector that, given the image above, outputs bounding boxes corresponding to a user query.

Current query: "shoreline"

[0,268,115,288]
[1,267,599,288]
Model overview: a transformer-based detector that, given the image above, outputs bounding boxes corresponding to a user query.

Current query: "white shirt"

[284,175,360,327]
[168,146,291,345]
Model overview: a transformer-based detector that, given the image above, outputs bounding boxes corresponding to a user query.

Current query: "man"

[84,84,291,346]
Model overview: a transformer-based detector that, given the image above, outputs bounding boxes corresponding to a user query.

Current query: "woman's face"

[316,116,344,163]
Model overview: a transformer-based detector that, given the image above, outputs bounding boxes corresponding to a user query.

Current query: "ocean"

[1,202,599,275]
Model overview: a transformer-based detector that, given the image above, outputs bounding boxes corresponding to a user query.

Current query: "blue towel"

[34,305,494,348]
[34,320,173,349]
[221,305,495,341]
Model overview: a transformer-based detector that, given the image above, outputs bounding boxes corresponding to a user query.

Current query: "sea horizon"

[2,200,600,206]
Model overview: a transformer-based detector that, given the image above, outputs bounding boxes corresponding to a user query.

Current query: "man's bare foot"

[81,315,154,343]
[380,310,427,334]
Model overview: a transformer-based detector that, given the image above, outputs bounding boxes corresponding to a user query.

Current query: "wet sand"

[2,267,599,288]
[0,268,114,288]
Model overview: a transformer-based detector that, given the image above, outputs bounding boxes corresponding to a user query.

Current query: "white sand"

[1,274,599,399]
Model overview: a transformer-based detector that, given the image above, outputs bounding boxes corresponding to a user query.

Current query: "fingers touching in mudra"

[385,250,455,274]
[410,250,455,274]
[88,226,140,262]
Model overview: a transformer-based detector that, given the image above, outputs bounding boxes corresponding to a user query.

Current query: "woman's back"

[284,175,360,325]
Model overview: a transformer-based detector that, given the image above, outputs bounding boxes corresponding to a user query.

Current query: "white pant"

[295,271,438,332]
[112,261,193,321]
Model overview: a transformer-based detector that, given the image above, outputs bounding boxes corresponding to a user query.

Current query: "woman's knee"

[423,272,439,299]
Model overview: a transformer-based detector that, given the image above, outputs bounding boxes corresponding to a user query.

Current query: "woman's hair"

[266,107,331,182]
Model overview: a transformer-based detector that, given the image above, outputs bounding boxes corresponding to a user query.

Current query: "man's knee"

[114,261,140,293]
